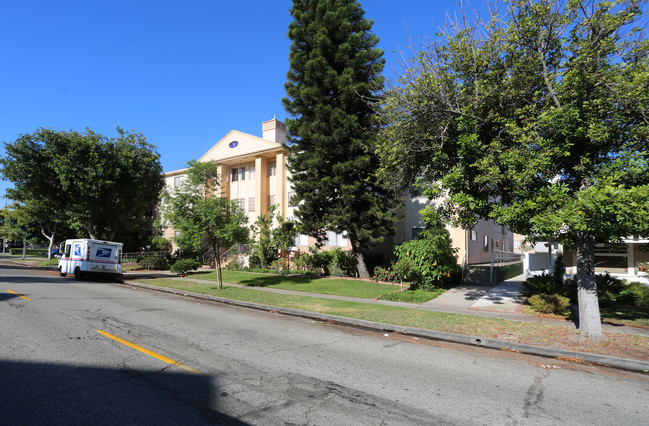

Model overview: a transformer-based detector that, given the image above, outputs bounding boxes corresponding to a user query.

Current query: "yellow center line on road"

[96,330,201,374]
[6,289,31,301]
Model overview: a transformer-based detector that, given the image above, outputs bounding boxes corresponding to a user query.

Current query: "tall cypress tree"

[283,0,396,278]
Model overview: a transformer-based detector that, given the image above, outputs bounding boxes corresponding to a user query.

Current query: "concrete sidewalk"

[124,270,649,337]
[123,271,649,373]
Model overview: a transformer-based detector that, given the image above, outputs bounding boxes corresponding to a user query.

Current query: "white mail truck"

[58,239,123,281]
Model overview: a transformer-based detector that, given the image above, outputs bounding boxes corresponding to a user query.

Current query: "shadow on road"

[0,360,247,425]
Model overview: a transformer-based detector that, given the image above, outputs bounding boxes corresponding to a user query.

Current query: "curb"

[121,279,649,374]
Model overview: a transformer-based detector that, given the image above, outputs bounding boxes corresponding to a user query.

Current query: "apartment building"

[162,118,513,265]
[162,118,347,251]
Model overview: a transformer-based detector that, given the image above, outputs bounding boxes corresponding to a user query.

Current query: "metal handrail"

[202,249,215,265]
[122,251,167,262]
[490,250,523,283]
[461,250,468,283]
[202,244,250,266]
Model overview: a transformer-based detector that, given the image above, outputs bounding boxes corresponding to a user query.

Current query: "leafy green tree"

[378,0,649,338]
[282,0,399,278]
[1,128,164,247]
[21,199,73,259]
[1,203,37,259]
[160,160,249,289]
[250,204,297,269]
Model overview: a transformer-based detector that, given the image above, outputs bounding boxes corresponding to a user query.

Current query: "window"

[268,194,276,207]
[249,165,255,180]
[174,176,183,188]
[327,231,347,247]
[483,235,489,252]
[471,230,477,241]
[248,197,255,212]
[411,227,424,240]
[594,244,629,271]
[240,166,246,181]
[294,234,309,247]
[268,161,276,177]
[230,168,239,182]
[234,198,245,211]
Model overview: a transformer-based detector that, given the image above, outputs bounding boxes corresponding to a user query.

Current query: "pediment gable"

[198,130,282,163]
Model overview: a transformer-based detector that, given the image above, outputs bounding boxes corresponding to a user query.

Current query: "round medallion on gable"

[229,141,239,148]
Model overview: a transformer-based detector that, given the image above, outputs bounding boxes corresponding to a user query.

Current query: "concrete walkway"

[425,275,527,314]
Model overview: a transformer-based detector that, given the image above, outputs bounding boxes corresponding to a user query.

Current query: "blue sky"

[0,0,478,200]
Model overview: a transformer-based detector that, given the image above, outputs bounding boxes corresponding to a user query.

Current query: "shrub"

[270,258,285,272]
[225,257,246,270]
[392,228,460,291]
[522,273,566,297]
[294,246,330,274]
[372,265,401,283]
[565,275,647,307]
[595,273,627,307]
[552,252,565,282]
[615,289,641,306]
[596,273,626,294]
[528,293,571,315]
[627,282,649,303]
[327,247,357,277]
[9,248,49,257]
[294,246,356,276]
[137,256,168,270]
[170,259,201,275]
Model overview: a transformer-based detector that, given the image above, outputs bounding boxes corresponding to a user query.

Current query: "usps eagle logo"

[74,246,82,256]
[96,248,112,258]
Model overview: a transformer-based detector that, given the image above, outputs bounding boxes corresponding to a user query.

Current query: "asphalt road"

[1,263,648,425]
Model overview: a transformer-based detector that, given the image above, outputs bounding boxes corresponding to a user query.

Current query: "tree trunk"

[350,238,370,279]
[41,226,56,260]
[575,233,604,339]
[22,236,27,260]
[86,222,98,240]
[355,252,370,278]
[214,243,223,289]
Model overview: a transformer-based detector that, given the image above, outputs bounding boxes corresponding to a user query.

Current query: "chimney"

[262,118,286,144]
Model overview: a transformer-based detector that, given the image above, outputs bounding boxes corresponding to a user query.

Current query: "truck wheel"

[74,267,82,281]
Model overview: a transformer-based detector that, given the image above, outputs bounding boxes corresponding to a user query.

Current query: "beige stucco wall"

[161,119,355,254]
[395,193,514,265]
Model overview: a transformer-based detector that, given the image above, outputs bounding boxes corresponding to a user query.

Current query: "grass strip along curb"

[123,279,649,374]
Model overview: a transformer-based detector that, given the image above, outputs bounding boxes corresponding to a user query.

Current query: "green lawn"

[135,278,554,335]
[600,304,649,328]
[132,278,649,360]
[192,270,402,299]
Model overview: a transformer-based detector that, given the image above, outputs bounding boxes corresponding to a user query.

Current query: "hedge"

[495,262,523,283]
[8,248,50,257]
